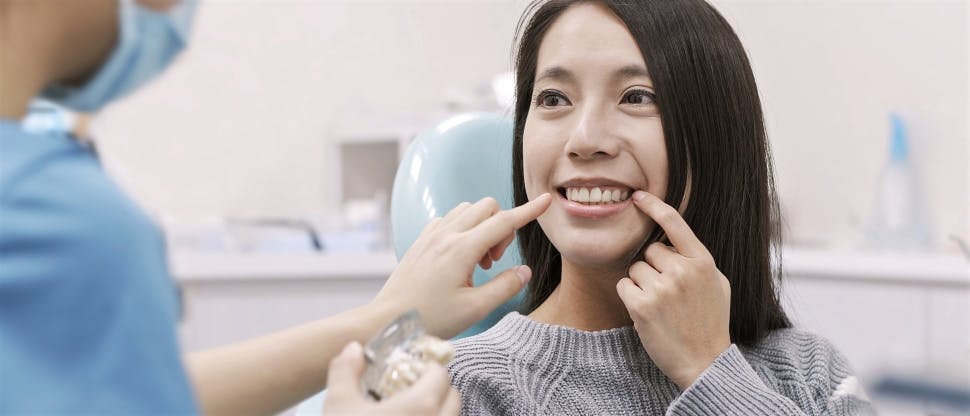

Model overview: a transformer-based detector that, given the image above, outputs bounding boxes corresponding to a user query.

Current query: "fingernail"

[345,341,361,354]
[516,265,532,285]
[633,190,647,201]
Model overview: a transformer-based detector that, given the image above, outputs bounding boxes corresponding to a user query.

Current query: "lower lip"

[557,191,633,218]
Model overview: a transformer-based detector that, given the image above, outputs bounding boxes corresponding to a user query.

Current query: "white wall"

[93,0,968,252]
[95,0,524,220]
[714,0,968,252]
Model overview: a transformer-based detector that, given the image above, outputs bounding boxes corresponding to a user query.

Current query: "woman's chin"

[545,226,647,268]
[555,244,640,272]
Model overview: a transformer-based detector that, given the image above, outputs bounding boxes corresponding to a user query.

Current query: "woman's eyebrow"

[535,66,575,84]
[613,64,651,82]
[535,64,652,85]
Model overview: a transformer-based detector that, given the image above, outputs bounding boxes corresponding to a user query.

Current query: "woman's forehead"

[535,2,648,84]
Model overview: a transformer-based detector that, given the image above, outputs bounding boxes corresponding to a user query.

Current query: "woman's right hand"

[322,342,460,416]
[371,193,552,339]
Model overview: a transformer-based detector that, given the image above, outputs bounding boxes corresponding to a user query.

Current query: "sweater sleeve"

[666,344,875,416]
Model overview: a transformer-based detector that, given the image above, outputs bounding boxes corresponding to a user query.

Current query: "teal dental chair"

[390,111,524,337]
[295,112,520,415]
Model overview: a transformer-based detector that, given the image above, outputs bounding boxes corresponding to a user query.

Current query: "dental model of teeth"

[563,187,631,204]
[372,334,455,399]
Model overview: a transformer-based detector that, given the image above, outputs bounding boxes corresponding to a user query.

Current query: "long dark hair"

[511,0,791,346]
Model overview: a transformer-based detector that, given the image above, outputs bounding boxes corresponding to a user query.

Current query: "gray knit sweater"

[448,312,874,415]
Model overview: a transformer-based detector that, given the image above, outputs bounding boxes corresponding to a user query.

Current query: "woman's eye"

[543,95,565,107]
[622,89,655,105]
[536,90,571,108]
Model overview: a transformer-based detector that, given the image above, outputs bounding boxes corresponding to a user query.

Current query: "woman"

[448,1,874,414]
[0,0,553,414]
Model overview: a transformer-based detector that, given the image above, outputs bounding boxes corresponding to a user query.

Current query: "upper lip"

[556,177,639,190]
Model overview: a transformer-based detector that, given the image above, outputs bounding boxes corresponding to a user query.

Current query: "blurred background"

[40,0,968,414]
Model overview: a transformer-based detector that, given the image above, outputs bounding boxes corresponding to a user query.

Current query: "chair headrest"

[390,112,523,338]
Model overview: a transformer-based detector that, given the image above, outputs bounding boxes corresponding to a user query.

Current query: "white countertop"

[170,248,968,286]
[781,248,968,287]
[171,250,398,282]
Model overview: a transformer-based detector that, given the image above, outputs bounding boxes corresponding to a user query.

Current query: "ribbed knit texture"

[448,312,874,415]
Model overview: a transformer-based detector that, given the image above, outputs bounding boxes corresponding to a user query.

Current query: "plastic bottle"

[866,114,930,251]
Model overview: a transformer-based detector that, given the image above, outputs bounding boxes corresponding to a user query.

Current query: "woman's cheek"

[521,141,545,197]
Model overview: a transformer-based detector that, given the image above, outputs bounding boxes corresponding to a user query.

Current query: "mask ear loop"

[158,0,200,43]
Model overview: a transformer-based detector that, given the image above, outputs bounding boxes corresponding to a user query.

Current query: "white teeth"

[563,186,632,204]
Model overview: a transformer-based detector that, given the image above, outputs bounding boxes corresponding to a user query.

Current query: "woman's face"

[523,2,667,269]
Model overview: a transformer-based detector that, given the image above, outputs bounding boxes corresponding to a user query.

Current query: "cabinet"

[780,249,969,415]
[174,251,395,351]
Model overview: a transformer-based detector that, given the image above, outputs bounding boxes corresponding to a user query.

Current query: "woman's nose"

[564,106,620,160]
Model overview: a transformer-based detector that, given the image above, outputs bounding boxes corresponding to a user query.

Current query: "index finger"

[465,193,552,251]
[631,190,708,258]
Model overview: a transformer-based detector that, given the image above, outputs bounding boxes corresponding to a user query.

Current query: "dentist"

[0,0,551,414]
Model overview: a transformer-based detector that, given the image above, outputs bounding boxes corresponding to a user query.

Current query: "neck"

[529,259,633,331]
[0,5,53,120]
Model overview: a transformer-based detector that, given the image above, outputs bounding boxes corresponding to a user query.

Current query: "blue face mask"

[41,0,198,112]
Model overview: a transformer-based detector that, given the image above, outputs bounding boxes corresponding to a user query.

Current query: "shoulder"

[448,324,515,383]
[0,135,176,314]
[743,327,864,400]
[1,134,164,280]
[1,129,89,199]
[0,128,177,337]
[0,130,194,412]
[669,329,872,415]
[447,325,522,415]
[746,327,851,373]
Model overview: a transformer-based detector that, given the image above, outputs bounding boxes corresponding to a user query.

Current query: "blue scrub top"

[0,121,197,413]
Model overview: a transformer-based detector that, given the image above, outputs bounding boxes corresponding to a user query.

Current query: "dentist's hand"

[322,342,460,416]
[372,193,552,339]
[616,190,731,391]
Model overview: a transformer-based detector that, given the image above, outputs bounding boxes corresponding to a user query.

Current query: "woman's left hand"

[616,190,732,391]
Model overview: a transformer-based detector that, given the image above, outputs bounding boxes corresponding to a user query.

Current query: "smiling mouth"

[557,186,633,205]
